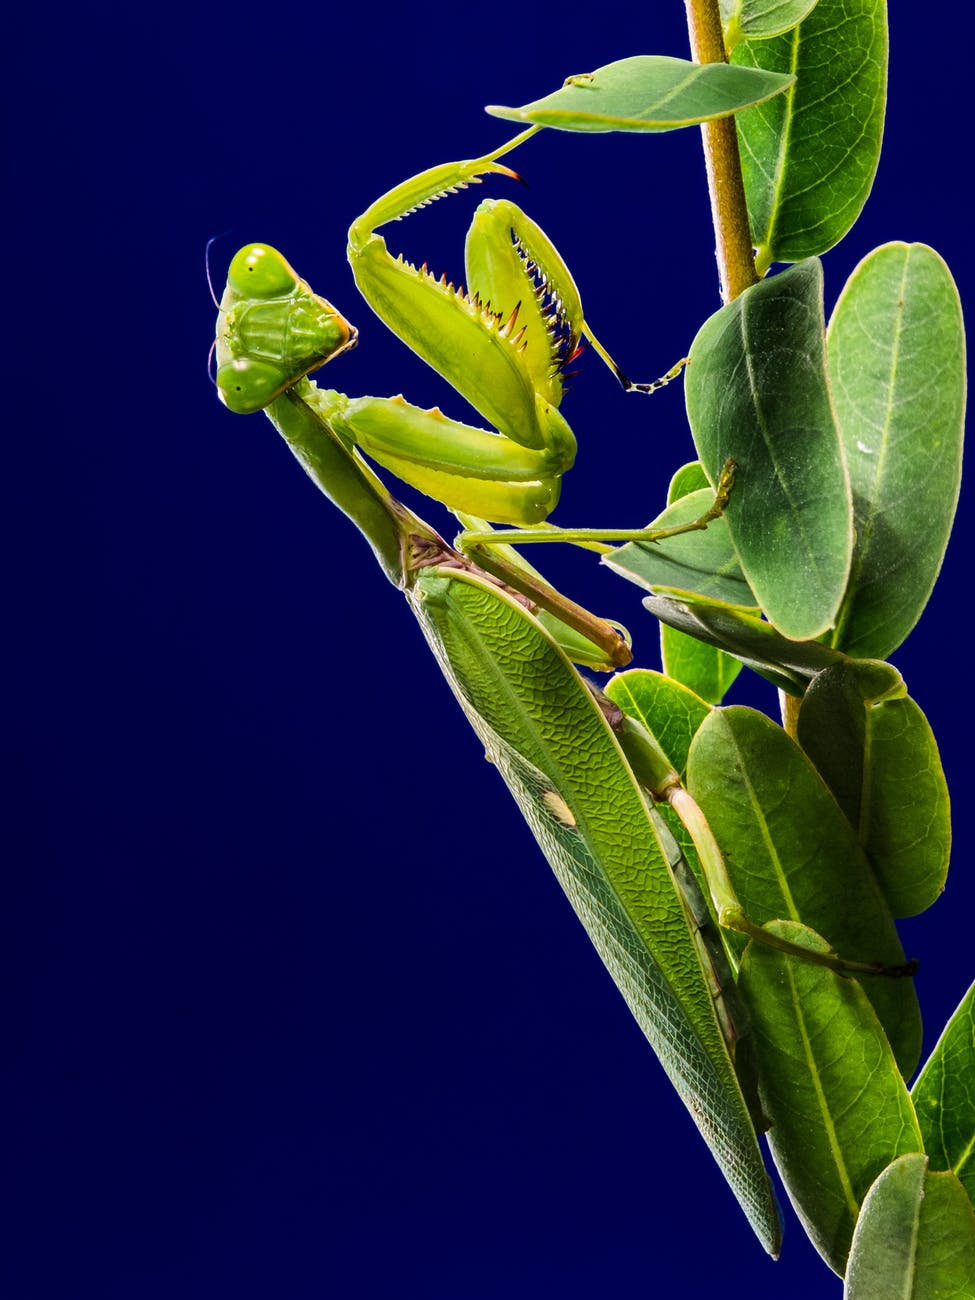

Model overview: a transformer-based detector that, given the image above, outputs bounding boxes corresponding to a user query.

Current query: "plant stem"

[780,690,801,739]
[686,1,805,743]
[684,0,759,303]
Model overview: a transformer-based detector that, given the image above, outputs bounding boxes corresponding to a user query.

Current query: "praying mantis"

[211,132,924,1258]
[213,231,783,1248]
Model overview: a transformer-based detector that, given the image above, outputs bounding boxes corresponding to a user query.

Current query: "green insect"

[216,129,684,529]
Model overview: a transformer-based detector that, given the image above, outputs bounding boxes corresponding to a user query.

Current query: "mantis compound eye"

[215,355,288,413]
[227,243,299,299]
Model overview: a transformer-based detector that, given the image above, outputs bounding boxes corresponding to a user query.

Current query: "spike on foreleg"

[499,303,522,337]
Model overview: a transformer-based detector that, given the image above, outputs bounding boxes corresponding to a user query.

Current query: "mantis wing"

[411,565,781,1254]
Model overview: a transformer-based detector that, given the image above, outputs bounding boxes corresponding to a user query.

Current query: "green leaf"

[827,243,966,659]
[660,625,743,706]
[606,669,711,778]
[798,661,950,917]
[658,464,743,703]
[667,460,710,502]
[732,0,887,265]
[722,0,820,51]
[912,981,975,1207]
[687,707,922,1077]
[845,1155,975,1298]
[644,593,848,695]
[412,568,781,1253]
[740,921,923,1276]
[685,259,853,640]
[605,489,757,608]
[485,56,794,132]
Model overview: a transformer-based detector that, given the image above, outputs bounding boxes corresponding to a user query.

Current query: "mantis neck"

[266,381,445,587]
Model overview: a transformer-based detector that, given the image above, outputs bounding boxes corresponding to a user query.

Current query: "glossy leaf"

[732,0,887,265]
[605,489,756,608]
[486,56,794,132]
[721,0,820,51]
[644,594,847,695]
[798,661,950,917]
[659,462,743,704]
[687,707,922,1077]
[827,243,966,659]
[606,669,711,779]
[845,1155,975,1298]
[912,981,975,1207]
[685,259,852,640]
[411,567,781,1253]
[667,460,710,501]
[740,921,923,1275]
[660,626,744,706]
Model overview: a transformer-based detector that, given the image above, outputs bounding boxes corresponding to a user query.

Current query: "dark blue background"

[8,3,972,1295]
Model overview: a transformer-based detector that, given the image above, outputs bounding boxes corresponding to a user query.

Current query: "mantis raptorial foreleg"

[347,128,683,398]
[218,132,702,530]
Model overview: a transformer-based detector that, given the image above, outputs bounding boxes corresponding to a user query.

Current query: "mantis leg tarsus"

[582,317,690,397]
[623,356,691,395]
[722,910,920,980]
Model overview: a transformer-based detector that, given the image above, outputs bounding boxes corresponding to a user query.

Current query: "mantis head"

[215,244,357,414]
